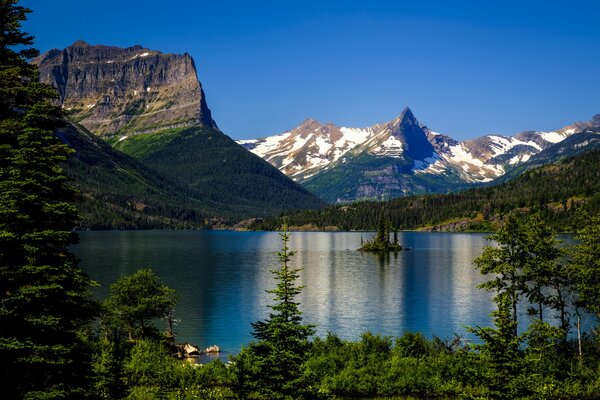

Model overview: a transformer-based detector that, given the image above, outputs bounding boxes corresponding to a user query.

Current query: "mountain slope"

[59,122,212,229]
[256,149,600,232]
[498,128,600,183]
[240,109,600,202]
[36,41,325,220]
[112,125,326,218]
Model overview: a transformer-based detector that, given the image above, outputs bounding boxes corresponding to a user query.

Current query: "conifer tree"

[474,214,529,338]
[238,227,315,399]
[0,1,96,398]
[571,213,600,319]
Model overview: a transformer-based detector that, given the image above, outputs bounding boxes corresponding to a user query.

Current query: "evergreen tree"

[469,293,523,399]
[0,1,97,398]
[474,214,529,338]
[237,227,315,399]
[376,215,386,243]
[571,213,600,319]
[521,213,562,324]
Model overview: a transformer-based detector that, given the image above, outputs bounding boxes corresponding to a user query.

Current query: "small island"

[360,217,403,252]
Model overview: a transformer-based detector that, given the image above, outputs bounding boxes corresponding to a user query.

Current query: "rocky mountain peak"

[386,107,434,160]
[71,40,90,47]
[297,118,324,130]
[34,41,216,138]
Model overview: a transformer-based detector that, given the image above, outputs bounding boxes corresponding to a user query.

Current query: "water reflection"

[74,231,495,352]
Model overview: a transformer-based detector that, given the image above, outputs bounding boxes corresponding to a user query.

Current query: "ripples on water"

[73,231,593,353]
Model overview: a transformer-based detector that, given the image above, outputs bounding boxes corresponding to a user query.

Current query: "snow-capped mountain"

[238,108,600,202]
[238,119,377,181]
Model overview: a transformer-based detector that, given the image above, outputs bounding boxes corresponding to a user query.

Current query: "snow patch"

[339,127,372,145]
[372,135,404,158]
[250,132,291,158]
[413,154,441,171]
[315,136,332,155]
[539,131,564,143]
[448,144,484,166]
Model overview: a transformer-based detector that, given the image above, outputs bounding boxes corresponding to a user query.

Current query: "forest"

[255,149,600,233]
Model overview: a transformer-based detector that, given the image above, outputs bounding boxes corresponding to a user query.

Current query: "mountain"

[253,148,600,233]
[240,108,600,202]
[58,122,212,229]
[36,41,325,221]
[497,127,600,183]
[301,108,467,202]
[34,41,215,139]
[111,125,325,219]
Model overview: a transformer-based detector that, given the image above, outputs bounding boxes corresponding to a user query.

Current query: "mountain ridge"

[239,109,600,202]
[34,41,326,223]
[34,41,216,139]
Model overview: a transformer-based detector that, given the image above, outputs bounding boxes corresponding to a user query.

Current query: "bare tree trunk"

[577,314,583,365]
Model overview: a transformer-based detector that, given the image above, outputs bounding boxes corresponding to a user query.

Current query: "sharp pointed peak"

[399,106,415,120]
[388,106,418,126]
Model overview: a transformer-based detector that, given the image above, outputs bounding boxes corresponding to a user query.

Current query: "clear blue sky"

[23,0,600,140]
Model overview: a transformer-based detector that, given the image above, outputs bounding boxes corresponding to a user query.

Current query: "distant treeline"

[255,149,600,232]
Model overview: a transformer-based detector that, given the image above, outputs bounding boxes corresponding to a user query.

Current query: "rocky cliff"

[34,40,216,138]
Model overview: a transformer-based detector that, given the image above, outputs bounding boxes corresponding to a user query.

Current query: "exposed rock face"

[34,40,216,138]
[240,108,600,202]
[239,118,372,181]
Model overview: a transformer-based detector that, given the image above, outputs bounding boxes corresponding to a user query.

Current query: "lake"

[73,230,588,355]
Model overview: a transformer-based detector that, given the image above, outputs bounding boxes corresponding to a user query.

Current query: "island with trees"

[359,216,403,252]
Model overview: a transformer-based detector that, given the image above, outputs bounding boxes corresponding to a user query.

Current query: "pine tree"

[0,1,97,398]
[469,293,522,399]
[474,214,529,338]
[238,227,315,399]
[571,213,600,319]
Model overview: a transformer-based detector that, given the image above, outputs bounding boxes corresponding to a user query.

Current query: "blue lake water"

[73,230,593,355]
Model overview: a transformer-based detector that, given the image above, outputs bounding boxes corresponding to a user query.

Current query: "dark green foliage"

[60,122,214,230]
[302,150,467,203]
[469,293,524,398]
[474,214,531,336]
[257,149,600,232]
[360,216,402,252]
[304,332,485,398]
[0,1,96,397]
[114,126,325,221]
[92,271,235,399]
[571,213,600,319]
[94,337,236,400]
[234,228,316,399]
[84,216,600,399]
[102,268,178,341]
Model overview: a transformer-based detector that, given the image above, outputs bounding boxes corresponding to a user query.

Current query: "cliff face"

[34,40,216,138]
